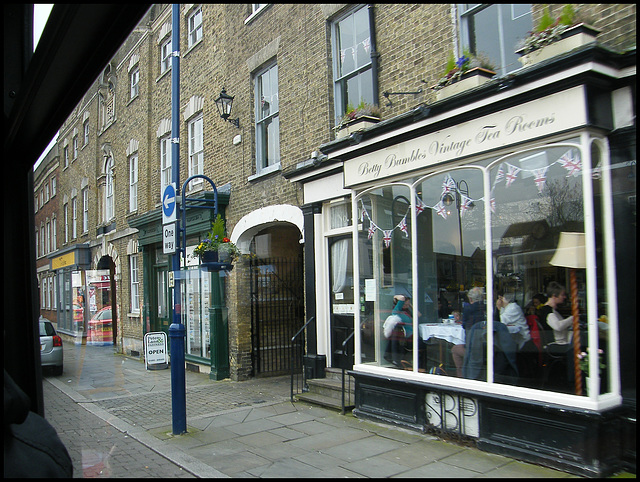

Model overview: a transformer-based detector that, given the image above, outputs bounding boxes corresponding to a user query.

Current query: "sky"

[33,4,56,170]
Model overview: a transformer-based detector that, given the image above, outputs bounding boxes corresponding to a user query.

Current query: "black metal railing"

[340,329,355,414]
[290,316,313,402]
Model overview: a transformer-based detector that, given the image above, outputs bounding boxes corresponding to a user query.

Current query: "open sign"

[144,331,168,370]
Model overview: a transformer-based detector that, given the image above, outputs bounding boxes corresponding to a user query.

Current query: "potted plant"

[431,50,496,101]
[335,101,381,138]
[515,5,599,67]
[192,214,240,271]
[577,347,606,396]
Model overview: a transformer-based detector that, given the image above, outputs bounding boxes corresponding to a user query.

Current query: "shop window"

[459,4,532,76]
[332,5,375,122]
[354,141,614,401]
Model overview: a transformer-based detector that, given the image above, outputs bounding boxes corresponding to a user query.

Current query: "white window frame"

[46,220,51,254]
[130,66,140,99]
[188,6,203,48]
[160,135,172,194]
[188,114,204,186]
[72,196,77,239]
[331,5,375,123]
[64,203,68,243]
[52,217,57,250]
[82,187,89,233]
[160,38,172,74]
[130,254,140,313]
[51,177,56,197]
[84,119,90,146]
[129,153,138,212]
[64,145,69,168]
[73,135,78,159]
[105,158,115,222]
[254,62,280,176]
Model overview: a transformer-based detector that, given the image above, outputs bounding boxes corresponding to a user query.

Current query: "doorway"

[328,234,354,369]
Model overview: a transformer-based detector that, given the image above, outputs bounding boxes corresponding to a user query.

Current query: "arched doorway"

[85,255,117,346]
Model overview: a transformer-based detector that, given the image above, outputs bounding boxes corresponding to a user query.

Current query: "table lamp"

[549,232,586,396]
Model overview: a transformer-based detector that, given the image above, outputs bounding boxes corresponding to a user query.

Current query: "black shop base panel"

[350,371,633,477]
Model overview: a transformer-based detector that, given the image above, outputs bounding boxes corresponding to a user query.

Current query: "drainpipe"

[368,4,380,106]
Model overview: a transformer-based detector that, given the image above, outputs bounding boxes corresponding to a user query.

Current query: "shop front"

[295,46,635,476]
[129,190,231,379]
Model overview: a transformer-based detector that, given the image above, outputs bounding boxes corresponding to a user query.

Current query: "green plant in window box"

[431,50,496,92]
[515,5,598,55]
[577,347,606,376]
[335,101,381,134]
[192,214,240,262]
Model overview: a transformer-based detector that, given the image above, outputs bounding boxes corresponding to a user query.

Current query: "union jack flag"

[398,216,408,237]
[368,224,377,240]
[459,196,473,217]
[435,201,448,219]
[415,197,427,215]
[489,196,496,213]
[558,151,582,177]
[505,163,521,187]
[383,230,393,248]
[442,175,456,196]
[494,165,504,184]
[533,167,548,193]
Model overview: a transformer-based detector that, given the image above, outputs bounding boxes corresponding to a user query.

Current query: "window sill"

[248,162,281,182]
[244,5,270,25]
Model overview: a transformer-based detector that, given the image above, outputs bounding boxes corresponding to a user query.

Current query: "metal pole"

[168,3,187,435]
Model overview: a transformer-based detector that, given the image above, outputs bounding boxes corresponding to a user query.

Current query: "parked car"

[39,317,63,375]
[87,306,113,346]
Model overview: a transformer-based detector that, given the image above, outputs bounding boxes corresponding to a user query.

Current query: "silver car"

[39,317,63,375]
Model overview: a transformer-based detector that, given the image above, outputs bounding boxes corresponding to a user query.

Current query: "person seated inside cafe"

[451,287,485,377]
[384,293,415,368]
[495,291,530,350]
[537,281,574,346]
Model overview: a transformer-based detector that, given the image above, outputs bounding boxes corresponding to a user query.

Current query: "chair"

[542,341,574,392]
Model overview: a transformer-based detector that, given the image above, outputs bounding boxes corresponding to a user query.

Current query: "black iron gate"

[250,256,304,375]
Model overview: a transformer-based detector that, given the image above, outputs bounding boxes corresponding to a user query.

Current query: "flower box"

[335,115,380,139]
[433,67,496,101]
[200,250,234,272]
[516,23,600,68]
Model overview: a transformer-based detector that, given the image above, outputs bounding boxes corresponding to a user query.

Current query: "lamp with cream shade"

[549,232,586,396]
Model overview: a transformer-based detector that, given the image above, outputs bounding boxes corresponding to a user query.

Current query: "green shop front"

[129,190,231,379]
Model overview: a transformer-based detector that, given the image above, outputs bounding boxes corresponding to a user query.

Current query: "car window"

[99,310,111,320]
[39,321,55,336]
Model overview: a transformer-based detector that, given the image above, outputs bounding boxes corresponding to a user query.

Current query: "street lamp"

[215,88,240,128]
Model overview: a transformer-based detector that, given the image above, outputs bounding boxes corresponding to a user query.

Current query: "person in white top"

[537,281,575,345]
[496,291,531,349]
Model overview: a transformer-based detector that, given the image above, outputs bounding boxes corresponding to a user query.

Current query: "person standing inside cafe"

[496,291,531,350]
[452,287,485,377]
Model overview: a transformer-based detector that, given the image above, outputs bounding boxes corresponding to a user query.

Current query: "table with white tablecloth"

[419,323,465,345]
[418,323,465,373]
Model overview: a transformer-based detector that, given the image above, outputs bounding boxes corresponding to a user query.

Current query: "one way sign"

[162,183,176,224]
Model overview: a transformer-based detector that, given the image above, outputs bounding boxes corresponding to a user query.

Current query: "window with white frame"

[160,135,172,194]
[160,38,172,74]
[51,177,56,197]
[188,6,202,48]
[64,145,69,168]
[40,225,45,257]
[72,195,77,239]
[52,217,57,250]
[82,187,89,233]
[46,220,51,254]
[188,114,203,186]
[459,4,532,76]
[130,66,139,99]
[332,5,375,123]
[105,157,115,222]
[35,228,38,256]
[129,153,138,212]
[52,274,57,309]
[255,62,280,174]
[130,254,140,313]
[45,183,49,203]
[73,134,78,159]
[84,119,90,145]
[41,277,46,309]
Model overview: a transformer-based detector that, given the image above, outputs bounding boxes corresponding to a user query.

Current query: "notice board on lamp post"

[144,331,168,370]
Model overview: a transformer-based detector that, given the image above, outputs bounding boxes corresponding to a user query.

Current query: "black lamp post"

[442,179,473,308]
[215,88,240,128]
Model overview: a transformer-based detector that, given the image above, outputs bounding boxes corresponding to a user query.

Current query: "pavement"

[42,339,579,478]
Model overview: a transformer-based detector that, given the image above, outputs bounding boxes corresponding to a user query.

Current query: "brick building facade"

[36,4,635,475]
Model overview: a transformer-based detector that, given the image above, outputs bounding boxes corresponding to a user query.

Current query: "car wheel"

[53,365,63,376]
